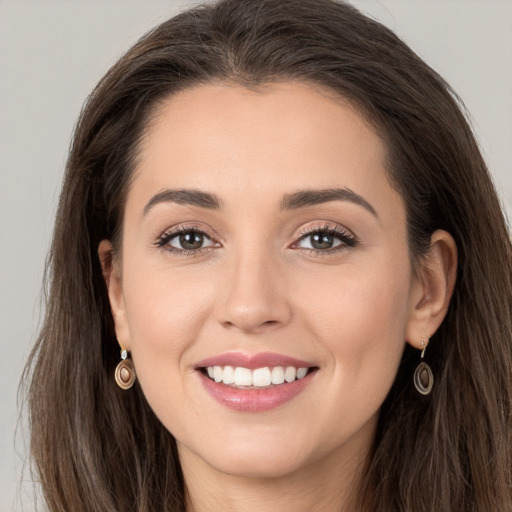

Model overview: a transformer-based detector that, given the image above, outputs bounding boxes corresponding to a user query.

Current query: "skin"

[99,82,457,512]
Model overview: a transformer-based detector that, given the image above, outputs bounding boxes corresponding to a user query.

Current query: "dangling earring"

[414,337,433,395]
[115,347,136,390]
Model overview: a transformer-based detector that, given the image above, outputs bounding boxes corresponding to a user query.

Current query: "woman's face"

[107,82,425,479]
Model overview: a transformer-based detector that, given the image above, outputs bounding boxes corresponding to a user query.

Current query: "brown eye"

[179,232,204,250]
[298,231,343,251]
[166,230,215,251]
[311,232,336,250]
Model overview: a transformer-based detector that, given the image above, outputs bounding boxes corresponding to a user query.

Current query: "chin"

[210,450,307,479]
[182,434,313,480]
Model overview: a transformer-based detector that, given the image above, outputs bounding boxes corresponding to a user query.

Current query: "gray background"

[1,1,511,510]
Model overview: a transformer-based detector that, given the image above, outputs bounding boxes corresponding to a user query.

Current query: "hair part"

[25,1,512,510]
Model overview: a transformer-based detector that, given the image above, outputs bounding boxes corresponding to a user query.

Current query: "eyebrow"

[143,189,222,216]
[142,186,377,218]
[280,187,378,217]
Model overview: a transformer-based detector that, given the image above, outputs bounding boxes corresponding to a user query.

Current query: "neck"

[180,440,369,512]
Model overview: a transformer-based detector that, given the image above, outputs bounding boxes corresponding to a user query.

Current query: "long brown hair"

[25,0,512,510]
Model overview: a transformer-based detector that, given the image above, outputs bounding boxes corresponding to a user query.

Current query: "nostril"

[220,315,285,334]
[215,270,292,333]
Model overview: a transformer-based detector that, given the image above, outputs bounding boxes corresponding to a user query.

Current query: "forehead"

[129,82,402,223]
[141,81,380,168]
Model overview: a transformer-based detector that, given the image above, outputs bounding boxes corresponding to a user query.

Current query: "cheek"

[283,263,411,456]
[301,253,410,333]
[122,251,215,347]
[120,259,215,414]
[297,256,411,402]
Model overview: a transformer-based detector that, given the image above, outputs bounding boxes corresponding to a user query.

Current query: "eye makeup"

[154,220,358,258]
[291,223,358,256]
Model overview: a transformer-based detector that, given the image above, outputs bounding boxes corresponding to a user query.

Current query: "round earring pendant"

[115,359,136,390]
[414,361,433,395]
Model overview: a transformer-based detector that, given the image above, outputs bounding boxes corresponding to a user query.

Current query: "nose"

[215,249,292,334]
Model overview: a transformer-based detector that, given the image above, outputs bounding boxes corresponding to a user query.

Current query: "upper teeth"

[206,366,309,387]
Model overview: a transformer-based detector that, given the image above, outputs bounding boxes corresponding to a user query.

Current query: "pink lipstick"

[196,352,317,412]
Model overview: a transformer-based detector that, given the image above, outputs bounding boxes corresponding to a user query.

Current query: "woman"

[26,0,512,510]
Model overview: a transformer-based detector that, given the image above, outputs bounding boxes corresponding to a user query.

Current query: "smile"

[196,352,318,412]
[204,365,310,388]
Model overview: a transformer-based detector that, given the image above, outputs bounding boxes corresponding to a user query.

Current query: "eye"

[157,227,217,253]
[169,231,214,250]
[293,225,357,253]
[298,231,342,250]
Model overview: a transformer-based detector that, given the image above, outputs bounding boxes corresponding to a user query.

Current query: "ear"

[98,239,132,351]
[405,229,458,349]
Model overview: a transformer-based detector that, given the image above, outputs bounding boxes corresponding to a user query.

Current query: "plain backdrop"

[1,1,511,510]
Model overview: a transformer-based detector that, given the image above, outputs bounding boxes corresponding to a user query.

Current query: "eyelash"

[294,224,357,255]
[155,223,357,257]
[155,225,218,258]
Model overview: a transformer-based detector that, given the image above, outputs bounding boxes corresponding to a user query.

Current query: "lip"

[195,351,318,412]
[195,351,315,370]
